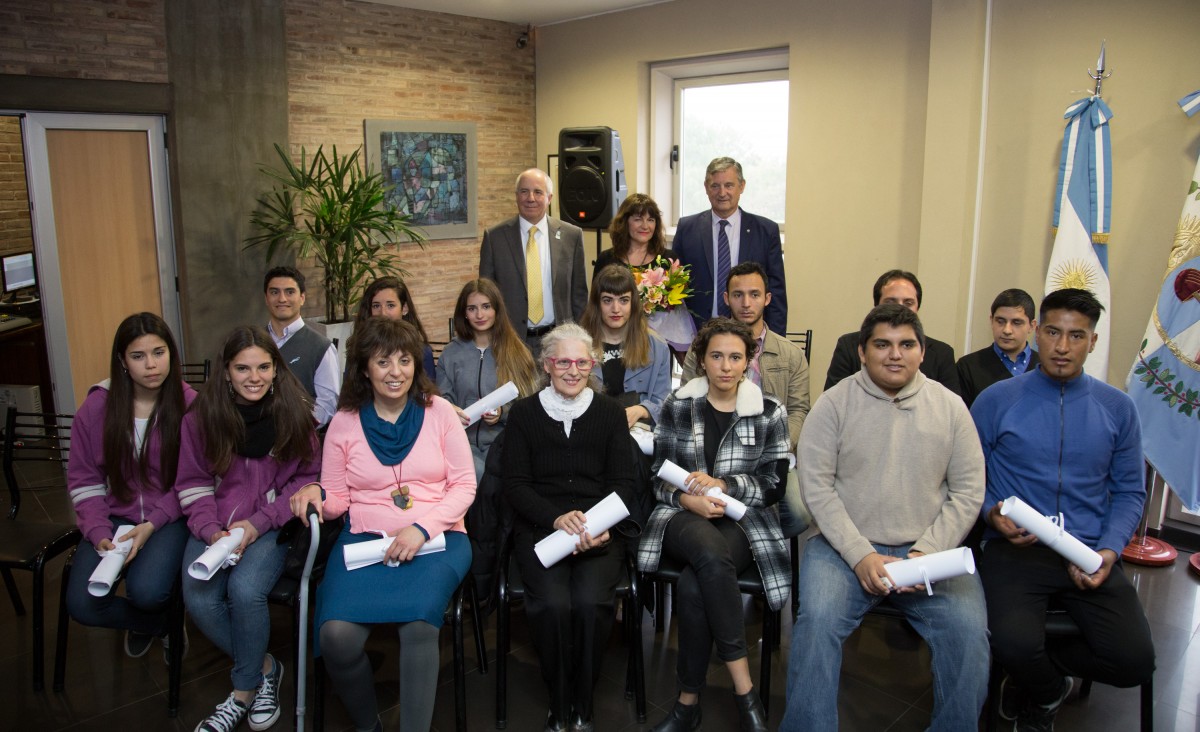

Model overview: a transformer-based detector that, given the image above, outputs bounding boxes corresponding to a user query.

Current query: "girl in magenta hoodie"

[66,312,194,660]
[177,326,320,732]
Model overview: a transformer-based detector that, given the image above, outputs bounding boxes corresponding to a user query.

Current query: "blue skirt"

[313,525,471,656]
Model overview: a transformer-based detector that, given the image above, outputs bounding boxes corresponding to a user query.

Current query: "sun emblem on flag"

[1049,259,1100,291]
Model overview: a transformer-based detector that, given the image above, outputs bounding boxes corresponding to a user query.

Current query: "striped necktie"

[717,219,731,317]
[526,225,544,324]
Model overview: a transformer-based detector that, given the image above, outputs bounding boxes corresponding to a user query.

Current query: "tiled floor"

[4,459,1200,731]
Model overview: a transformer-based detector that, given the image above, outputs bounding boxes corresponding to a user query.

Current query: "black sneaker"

[999,674,1025,721]
[247,654,284,731]
[195,693,249,732]
[1015,677,1073,732]
[124,630,155,659]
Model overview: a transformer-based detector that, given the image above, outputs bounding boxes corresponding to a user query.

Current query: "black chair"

[496,533,646,728]
[646,556,780,717]
[983,610,1153,731]
[180,359,211,386]
[1,407,81,692]
[312,571,485,732]
[783,328,813,617]
[52,553,186,714]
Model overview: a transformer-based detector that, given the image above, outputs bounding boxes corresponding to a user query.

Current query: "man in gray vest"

[263,266,340,427]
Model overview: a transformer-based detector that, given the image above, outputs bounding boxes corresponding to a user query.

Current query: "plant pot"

[309,318,355,371]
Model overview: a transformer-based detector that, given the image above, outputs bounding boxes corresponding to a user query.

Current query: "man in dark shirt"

[956,288,1040,408]
[823,269,960,395]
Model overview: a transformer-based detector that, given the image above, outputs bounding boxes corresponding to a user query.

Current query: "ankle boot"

[734,690,768,732]
[649,700,702,732]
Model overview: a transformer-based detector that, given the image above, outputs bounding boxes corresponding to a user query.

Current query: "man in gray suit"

[479,168,587,353]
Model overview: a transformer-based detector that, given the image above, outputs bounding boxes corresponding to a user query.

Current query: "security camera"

[516,31,529,49]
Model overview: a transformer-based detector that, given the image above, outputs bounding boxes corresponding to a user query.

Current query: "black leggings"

[663,512,754,693]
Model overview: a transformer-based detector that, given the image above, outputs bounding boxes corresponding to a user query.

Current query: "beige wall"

[536,0,1200,390]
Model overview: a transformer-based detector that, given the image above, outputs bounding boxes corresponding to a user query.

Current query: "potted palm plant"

[245,143,425,356]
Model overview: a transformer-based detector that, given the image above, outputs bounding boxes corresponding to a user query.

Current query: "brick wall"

[0,0,167,82]
[284,0,536,337]
[0,116,33,258]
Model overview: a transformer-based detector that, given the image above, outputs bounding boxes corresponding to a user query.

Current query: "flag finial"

[1089,41,1111,98]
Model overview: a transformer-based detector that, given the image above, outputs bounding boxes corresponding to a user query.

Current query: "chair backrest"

[180,359,211,386]
[3,408,73,520]
[785,329,813,362]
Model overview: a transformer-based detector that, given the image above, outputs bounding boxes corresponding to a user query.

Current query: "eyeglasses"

[545,357,596,372]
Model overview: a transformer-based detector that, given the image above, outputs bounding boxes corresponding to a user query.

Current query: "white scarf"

[538,386,594,437]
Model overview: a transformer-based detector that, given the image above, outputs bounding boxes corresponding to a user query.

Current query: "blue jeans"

[782,536,990,732]
[182,531,286,691]
[66,518,188,636]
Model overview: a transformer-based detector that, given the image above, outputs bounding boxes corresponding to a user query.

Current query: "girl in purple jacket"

[177,326,320,732]
[66,312,194,660]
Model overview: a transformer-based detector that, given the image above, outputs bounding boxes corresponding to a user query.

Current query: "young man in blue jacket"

[972,288,1154,731]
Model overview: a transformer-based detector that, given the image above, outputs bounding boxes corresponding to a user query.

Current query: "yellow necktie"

[526,225,544,324]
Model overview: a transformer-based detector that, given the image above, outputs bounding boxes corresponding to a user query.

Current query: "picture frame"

[364,119,478,240]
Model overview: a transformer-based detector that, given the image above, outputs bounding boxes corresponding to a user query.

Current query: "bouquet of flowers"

[634,256,692,315]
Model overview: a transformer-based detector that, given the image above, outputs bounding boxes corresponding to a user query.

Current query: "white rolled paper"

[87,524,136,597]
[705,487,747,521]
[343,531,447,570]
[882,547,975,597]
[188,527,246,581]
[1001,496,1103,574]
[462,381,519,426]
[630,428,654,456]
[534,492,630,568]
[657,460,692,491]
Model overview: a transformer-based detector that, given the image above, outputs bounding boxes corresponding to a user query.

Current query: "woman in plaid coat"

[638,318,789,732]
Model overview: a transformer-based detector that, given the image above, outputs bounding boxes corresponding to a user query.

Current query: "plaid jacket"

[636,377,792,611]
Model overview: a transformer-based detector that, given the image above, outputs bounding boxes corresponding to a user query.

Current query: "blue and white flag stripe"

[1045,96,1113,380]
[1180,90,1200,118]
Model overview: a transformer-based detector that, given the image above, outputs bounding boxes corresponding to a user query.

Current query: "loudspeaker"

[557,126,627,229]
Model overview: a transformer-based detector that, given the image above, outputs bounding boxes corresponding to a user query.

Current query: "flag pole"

[1122,462,1177,566]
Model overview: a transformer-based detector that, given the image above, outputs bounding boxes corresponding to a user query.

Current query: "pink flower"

[640,267,666,288]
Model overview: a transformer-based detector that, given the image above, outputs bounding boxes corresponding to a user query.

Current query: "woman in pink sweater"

[291,317,476,732]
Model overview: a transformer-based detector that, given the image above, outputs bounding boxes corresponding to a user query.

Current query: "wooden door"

[22,114,179,412]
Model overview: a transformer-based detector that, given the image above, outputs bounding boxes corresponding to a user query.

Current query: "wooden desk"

[0,319,57,415]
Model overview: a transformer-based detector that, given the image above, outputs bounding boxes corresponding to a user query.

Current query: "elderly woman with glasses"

[502,323,639,732]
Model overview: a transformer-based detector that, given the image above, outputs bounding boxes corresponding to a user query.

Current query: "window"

[649,49,789,229]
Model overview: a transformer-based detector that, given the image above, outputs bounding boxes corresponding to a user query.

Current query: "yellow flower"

[667,282,687,306]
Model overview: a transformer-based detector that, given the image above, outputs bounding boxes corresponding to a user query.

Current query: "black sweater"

[502,392,636,540]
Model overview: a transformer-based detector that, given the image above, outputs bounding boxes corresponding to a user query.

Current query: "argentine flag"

[1044,96,1113,380]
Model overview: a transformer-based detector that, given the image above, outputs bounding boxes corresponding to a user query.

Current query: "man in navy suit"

[673,157,788,335]
[479,168,587,353]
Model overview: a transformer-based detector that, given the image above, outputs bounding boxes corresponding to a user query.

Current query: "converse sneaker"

[124,630,155,658]
[247,654,284,731]
[195,692,249,732]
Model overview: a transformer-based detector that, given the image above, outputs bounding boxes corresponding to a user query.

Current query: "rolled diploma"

[188,527,246,581]
[705,487,747,521]
[630,428,654,456]
[343,531,448,570]
[534,492,630,569]
[882,547,975,597]
[87,524,136,597]
[462,381,519,426]
[1001,496,1103,574]
[656,460,692,490]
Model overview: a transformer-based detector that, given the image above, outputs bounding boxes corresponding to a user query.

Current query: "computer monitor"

[2,252,36,294]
